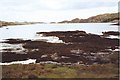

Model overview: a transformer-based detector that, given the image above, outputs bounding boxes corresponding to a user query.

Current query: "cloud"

[0,0,119,22]
[0,0,118,10]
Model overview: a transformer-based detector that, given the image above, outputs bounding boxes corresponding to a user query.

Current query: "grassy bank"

[2,63,118,78]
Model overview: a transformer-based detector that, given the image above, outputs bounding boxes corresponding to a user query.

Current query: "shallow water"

[0,59,36,65]
[0,23,118,41]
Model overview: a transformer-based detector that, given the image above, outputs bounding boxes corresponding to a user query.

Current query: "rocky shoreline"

[1,30,119,78]
[1,30,119,65]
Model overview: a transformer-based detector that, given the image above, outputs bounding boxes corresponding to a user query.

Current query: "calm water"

[0,23,118,41]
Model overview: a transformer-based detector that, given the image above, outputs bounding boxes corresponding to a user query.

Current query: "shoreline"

[1,30,119,64]
[0,21,44,28]
[0,21,118,28]
[1,26,119,78]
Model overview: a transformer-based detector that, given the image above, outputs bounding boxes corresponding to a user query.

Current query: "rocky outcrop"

[2,31,119,65]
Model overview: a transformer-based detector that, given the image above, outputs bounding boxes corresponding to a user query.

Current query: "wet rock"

[2,31,119,65]
[2,39,31,44]
[41,54,48,58]
[70,49,83,54]
[102,31,119,36]
[2,52,28,63]
[51,53,60,60]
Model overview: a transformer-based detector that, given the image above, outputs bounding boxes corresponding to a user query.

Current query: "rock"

[51,53,59,60]
[41,55,48,58]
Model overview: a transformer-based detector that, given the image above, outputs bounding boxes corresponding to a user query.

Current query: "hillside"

[58,13,119,23]
[0,21,19,27]
[0,21,43,27]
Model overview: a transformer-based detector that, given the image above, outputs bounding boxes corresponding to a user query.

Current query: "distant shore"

[0,13,119,27]
[0,21,44,27]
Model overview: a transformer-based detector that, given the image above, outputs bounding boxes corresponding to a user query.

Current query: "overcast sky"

[0,0,119,22]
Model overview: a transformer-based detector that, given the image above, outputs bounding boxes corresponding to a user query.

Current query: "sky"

[0,0,119,22]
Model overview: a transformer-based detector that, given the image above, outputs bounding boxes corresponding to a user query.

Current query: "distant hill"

[58,13,119,23]
[1,13,119,27]
[0,21,22,27]
[0,21,43,27]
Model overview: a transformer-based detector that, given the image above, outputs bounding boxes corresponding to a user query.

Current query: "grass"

[2,63,118,78]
